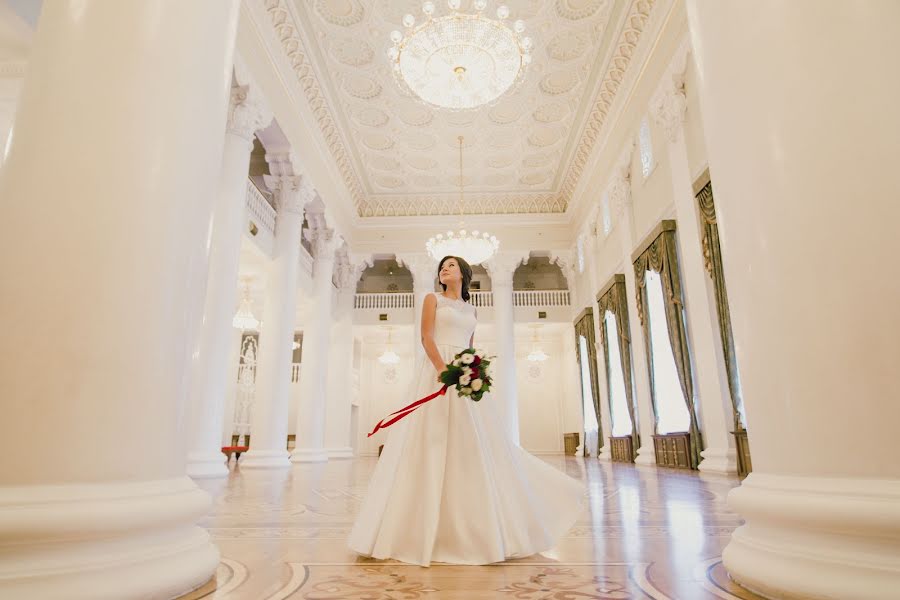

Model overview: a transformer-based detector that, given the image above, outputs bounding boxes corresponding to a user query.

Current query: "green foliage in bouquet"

[439,348,493,402]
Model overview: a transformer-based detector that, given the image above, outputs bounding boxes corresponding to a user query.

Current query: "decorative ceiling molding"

[262,0,366,209]
[560,0,656,203]
[258,0,658,218]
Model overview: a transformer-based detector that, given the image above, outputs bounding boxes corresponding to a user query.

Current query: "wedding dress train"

[348,292,586,566]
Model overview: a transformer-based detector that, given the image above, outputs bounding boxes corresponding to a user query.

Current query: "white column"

[240,172,311,469]
[650,43,737,476]
[186,80,272,478]
[686,3,900,598]
[323,257,366,458]
[0,1,239,598]
[400,253,438,360]
[607,154,657,466]
[291,222,338,462]
[486,253,527,444]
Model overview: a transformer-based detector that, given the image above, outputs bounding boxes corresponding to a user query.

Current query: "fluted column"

[0,1,239,597]
[240,171,311,469]
[687,3,900,598]
[186,78,272,478]
[291,220,339,463]
[609,152,657,466]
[400,253,438,360]
[323,255,368,458]
[486,252,527,444]
[650,42,737,475]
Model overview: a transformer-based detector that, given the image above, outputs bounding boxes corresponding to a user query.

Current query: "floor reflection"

[188,455,763,599]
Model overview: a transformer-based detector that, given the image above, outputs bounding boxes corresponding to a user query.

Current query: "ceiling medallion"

[388,0,532,111]
[426,136,499,265]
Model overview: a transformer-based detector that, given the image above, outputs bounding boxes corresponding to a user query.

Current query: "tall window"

[601,192,612,236]
[604,310,633,437]
[578,334,600,442]
[639,117,653,179]
[644,270,690,434]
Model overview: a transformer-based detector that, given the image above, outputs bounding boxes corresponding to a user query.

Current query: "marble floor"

[188,455,764,600]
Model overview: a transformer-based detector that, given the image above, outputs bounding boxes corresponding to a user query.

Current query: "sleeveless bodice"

[432,292,476,349]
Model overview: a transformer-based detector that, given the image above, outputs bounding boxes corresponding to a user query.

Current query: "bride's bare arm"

[420,293,446,374]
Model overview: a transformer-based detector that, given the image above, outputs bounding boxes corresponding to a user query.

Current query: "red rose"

[472,355,482,367]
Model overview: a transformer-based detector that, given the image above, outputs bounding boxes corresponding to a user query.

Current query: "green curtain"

[633,226,703,469]
[574,309,603,451]
[597,277,639,460]
[696,182,745,431]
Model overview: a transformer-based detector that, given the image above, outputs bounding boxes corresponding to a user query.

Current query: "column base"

[326,447,354,459]
[723,473,900,600]
[0,477,217,600]
[597,447,612,462]
[698,446,739,476]
[635,444,656,466]
[238,449,291,469]
[290,447,329,463]
[186,451,229,479]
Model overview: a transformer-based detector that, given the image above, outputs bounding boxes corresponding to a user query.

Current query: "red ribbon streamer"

[367,385,448,438]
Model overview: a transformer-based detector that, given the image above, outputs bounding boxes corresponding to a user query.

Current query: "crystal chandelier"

[388,0,531,111]
[378,327,401,365]
[426,136,500,265]
[232,282,259,331]
[527,324,549,362]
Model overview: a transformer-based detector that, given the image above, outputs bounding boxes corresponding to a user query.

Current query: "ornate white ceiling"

[262,0,657,217]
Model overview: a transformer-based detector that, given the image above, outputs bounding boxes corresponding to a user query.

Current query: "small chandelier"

[232,282,259,331]
[378,327,401,365]
[388,0,531,111]
[527,324,549,362]
[426,136,499,265]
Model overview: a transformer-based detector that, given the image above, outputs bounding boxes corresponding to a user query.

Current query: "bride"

[348,255,586,566]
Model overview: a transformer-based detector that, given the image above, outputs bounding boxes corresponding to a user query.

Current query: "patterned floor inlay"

[186,456,767,600]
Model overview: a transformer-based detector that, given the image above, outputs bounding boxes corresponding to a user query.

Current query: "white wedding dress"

[348,292,587,566]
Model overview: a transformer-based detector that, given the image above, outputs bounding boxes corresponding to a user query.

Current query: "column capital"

[335,254,371,291]
[263,174,313,215]
[397,253,438,291]
[649,38,691,144]
[485,252,528,286]
[550,249,578,295]
[304,225,338,262]
[227,82,273,143]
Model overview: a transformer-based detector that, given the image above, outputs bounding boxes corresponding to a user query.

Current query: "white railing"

[354,290,570,310]
[354,292,415,309]
[246,179,276,234]
[291,363,301,383]
[470,291,493,307]
[513,289,570,307]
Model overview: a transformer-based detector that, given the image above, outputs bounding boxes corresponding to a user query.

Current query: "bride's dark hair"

[438,255,473,302]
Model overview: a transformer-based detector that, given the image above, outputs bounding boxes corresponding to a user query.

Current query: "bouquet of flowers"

[367,348,495,437]
[439,348,493,402]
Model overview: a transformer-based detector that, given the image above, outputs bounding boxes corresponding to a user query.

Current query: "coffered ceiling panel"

[262,0,658,216]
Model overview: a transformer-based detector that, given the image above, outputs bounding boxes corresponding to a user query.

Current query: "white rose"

[460,386,472,395]
[459,374,472,385]
[461,353,475,365]
[452,358,461,366]
[471,378,483,391]
[462,366,472,376]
